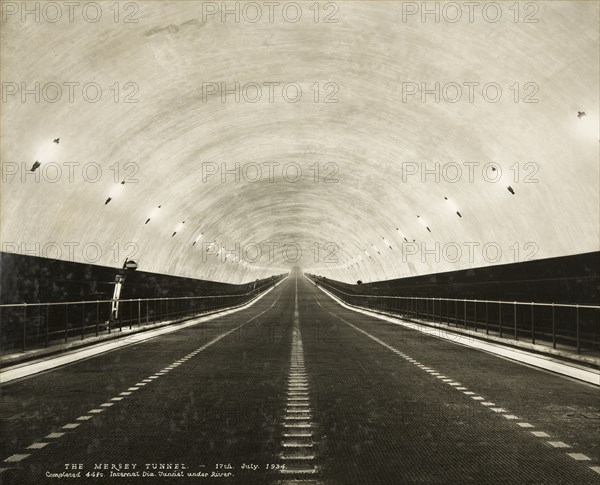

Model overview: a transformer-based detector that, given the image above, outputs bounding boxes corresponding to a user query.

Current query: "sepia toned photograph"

[1,1,599,483]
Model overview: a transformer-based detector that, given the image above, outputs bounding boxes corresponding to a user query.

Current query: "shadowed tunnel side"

[1,1,599,484]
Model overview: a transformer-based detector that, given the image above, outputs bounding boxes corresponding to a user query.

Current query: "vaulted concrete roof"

[1,1,599,284]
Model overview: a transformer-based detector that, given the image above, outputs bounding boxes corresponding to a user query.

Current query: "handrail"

[0,280,276,308]
[0,276,285,355]
[308,275,598,355]
[312,279,600,310]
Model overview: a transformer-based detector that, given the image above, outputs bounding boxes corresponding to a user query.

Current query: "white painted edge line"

[311,278,600,386]
[1,277,286,384]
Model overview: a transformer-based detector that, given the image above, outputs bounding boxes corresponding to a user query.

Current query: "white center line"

[279,275,318,478]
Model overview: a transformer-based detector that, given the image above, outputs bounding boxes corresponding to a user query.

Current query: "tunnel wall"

[0,252,281,305]
[312,251,600,305]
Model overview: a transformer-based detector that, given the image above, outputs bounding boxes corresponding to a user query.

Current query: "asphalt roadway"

[1,274,598,484]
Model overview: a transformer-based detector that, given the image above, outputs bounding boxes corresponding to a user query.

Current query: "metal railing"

[0,276,284,356]
[310,277,600,355]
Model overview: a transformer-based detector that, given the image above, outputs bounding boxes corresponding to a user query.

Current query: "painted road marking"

[548,441,570,448]
[0,283,287,469]
[0,280,285,385]
[279,275,318,479]
[517,423,534,428]
[317,281,600,386]
[328,310,599,477]
[27,443,48,450]
[283,441,314,448]
[567,453,591,461]
[4,455,30,463]
[281,454,315,460]
[280,466,317,475]
[45,433,64,439]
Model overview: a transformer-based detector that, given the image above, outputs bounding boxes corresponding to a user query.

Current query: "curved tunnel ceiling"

[1,1,599,284]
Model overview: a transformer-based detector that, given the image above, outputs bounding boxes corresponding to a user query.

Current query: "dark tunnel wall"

[0,252,279,305]
[2,2,598,285]
[313,251,600,305]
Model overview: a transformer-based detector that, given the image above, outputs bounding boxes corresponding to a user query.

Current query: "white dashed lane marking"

[568,453,591,461]
[26,443,48,450]
[330,311,600,478]
[4,455,29,463]
[0,291,283,471]
[279,277,318,477]
[548,442,571,448]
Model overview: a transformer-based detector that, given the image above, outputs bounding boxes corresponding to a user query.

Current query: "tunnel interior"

[1,1,599,287]
[1,3,600,485]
